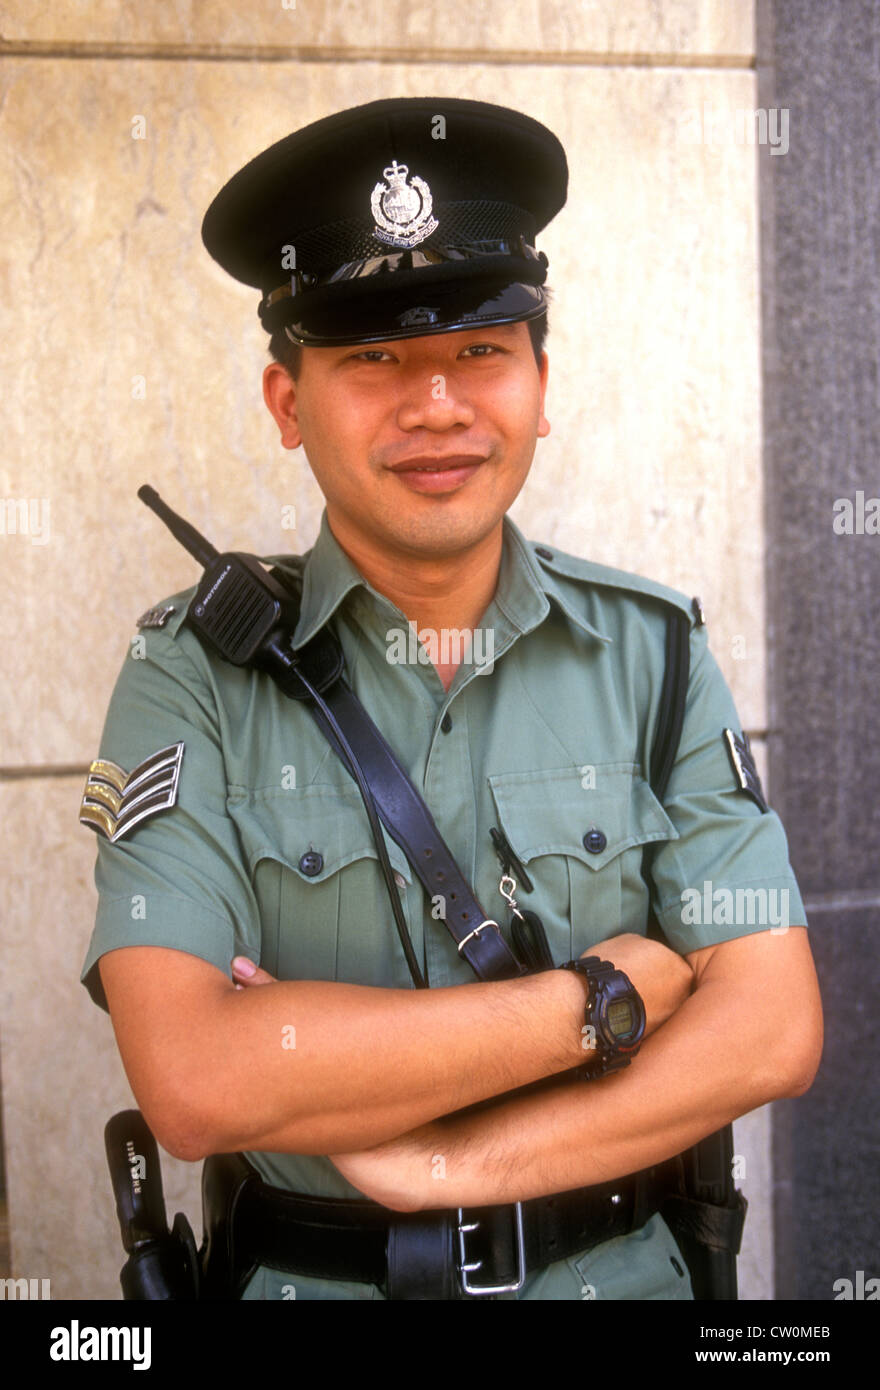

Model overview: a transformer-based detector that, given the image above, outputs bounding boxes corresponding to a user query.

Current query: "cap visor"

[285,280,545,347]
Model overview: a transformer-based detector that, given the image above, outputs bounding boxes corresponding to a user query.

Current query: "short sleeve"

[650,623,807,952]
[79,628,262,1011]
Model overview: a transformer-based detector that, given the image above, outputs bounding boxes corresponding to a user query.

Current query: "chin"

[385,511,501,556]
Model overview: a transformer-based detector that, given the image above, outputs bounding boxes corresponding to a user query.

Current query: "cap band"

[263,239,546,315]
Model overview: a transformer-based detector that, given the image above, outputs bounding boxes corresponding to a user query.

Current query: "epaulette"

[134,589,193,640]
[530,542,706,628]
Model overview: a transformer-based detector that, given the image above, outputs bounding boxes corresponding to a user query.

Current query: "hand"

[326,1123,445,1213]
[581,933,694,1034]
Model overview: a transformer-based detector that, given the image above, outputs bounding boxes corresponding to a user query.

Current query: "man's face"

[263,320,550,564]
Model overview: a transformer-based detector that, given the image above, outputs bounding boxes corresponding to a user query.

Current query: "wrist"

[546,964,593,1070]
[559,956,646,1078]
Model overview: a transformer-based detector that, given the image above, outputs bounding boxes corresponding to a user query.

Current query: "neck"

[326,511,504,689]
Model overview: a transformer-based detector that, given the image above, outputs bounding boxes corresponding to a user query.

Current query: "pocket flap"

[487,763,678,871]
[227,784,413,885]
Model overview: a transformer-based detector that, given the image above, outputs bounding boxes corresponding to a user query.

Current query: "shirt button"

[299,850,324,876]
[440,711,452,733]
[394,872,406,889]
[583,829,607,854]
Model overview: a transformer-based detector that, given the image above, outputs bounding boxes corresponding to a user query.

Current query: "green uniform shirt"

[80,509,806,1300]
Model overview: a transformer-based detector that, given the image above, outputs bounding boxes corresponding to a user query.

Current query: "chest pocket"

[487,764,678,962]
[227,785,416,988]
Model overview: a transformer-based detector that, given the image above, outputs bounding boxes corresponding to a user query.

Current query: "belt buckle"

[456,1202,525,1297]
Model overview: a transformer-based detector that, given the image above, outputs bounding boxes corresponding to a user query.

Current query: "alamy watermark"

[832,491,879,534]
[680,881,790,933]
[0,497,51,545]
[386,625,494,673]
[833,1270,879,1299]
[678,104,789,156]
[1,1276,51,1299]
[50,1321,151,1369]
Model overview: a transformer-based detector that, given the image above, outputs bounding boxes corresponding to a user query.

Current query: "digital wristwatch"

[560,956,646,1078]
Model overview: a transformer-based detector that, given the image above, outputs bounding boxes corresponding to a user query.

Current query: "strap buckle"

[455,1203,526,1296]
[456,919,500,954]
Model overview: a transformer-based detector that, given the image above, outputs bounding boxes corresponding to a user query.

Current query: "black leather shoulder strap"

[643,607,690,929]
[641,607,745,1299]
[649,608,691,803]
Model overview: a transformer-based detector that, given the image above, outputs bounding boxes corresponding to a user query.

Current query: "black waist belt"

[201,1150,687,1300]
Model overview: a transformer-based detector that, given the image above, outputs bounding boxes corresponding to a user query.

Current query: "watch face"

[607,999,635,1037]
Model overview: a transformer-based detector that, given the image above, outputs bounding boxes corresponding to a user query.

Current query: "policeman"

[80,98,823,1300]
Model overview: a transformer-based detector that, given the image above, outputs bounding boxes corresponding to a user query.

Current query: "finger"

[231,956,277,986]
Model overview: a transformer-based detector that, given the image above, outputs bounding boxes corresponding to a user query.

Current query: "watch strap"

[560,956,644,1079]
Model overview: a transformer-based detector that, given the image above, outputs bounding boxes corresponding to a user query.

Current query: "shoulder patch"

[79,741,185,843]
[530,542,696,622]
[724,729,768,813]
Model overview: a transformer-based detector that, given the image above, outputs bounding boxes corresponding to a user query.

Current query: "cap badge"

[371,160,438,249]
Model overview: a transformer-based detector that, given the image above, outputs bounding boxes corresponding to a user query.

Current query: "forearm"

[104,931,692,1162]
[188,968,587,1158]
[419,998,739,1208]
[391,960,818,1210]
[199,931,689,1159]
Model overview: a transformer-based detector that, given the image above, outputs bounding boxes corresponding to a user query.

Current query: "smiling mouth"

[388,456,486,472]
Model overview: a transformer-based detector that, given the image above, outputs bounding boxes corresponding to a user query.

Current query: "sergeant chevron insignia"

[724,728,768,813]
[79,741,184,843]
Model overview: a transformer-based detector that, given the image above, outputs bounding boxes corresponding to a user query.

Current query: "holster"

[659,1127,748,1300]
[119,1212,202,1300]
[200,1149,261,1300]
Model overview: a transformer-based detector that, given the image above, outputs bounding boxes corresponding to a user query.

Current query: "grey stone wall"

[759,0,880,1300]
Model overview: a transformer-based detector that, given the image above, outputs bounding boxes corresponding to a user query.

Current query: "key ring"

[499,872,526,922]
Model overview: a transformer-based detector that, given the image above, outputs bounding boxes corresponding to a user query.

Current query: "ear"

[262,362,303,449]
[536,351,550,439]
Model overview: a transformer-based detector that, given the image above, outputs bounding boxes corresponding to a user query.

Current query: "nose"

[395,368,477,432]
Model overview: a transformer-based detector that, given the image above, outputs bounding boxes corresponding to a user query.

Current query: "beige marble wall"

[1,59,766,767]
[0,1,753,59]
[0,1,775,1300]
[0,779,202,1299]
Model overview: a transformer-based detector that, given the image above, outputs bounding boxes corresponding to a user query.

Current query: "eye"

[460,343,504,358]
[350,349,395,363]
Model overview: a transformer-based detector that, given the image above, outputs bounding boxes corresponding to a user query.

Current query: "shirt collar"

[495,515,611,644]
[277,508,610,649]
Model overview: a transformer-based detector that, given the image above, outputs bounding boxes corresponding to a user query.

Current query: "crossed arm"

[323,927,823,1210]
[99,925,822,1212]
